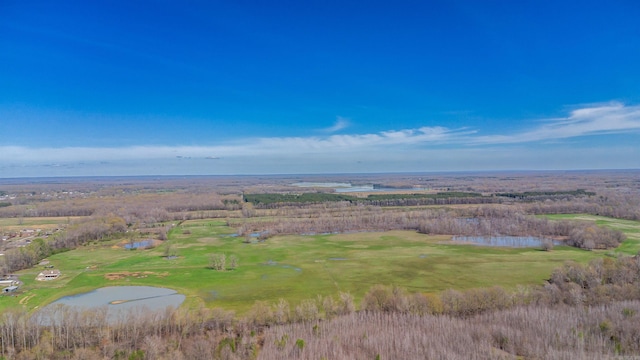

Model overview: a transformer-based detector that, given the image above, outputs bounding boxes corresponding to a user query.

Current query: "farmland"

[3,214,637,314]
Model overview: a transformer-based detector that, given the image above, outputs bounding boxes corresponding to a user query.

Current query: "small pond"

[452,236,561,248]
[124,240,153,249]
[41,286,185,319]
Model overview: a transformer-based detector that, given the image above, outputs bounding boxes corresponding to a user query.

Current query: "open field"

[0,216,80,231]
[4,216,624,314]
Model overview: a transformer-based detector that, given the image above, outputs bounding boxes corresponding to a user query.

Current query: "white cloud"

[321,116,350,133]
[1,102,639,176]
[471,102,640,145]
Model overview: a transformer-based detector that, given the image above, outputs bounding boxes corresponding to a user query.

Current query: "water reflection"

[452,236,561,248]
[40,286,185,322]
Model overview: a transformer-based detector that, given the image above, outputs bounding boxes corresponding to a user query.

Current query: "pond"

[452,236,561,248]
[124,239,153,249]
[41,286,185,320]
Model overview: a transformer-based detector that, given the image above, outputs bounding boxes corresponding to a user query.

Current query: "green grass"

[4,217,615,315]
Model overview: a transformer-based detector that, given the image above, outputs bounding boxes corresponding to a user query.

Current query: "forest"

[0,170,639,359]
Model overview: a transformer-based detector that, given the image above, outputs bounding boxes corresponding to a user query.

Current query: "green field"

[4,215,639,314]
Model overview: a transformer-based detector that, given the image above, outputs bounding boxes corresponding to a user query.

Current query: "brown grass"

[103,271,168,280]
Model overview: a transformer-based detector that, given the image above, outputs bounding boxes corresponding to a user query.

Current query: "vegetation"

[244,191,486,206]
[1,225,613,314]
[496,189,596,199]
[1,254,639,359]
[262,300,640,359]
[243,193,356,205]
[1,171,640,358]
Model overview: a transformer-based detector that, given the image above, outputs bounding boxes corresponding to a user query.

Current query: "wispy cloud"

[472,102,640,144]
[1,103,639,176]
[321,116,350,133]
[0,126,470,166]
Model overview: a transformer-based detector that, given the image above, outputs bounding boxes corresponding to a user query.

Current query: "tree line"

[232,205,626,250]
[0,216,127,274]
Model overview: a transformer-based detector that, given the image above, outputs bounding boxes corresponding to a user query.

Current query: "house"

[36,269,61,281]
[2,285,18,294]
[0,279,18,286]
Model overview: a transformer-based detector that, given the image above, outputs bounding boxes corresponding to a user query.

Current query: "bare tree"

[228,255,238,270]
[209,253,226,271]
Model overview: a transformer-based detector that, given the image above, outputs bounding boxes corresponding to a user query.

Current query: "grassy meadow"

[4,215,639,314]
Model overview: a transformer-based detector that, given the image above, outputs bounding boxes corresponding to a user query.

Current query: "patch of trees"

[366,191,483,200]
[0,216,127,274]
[355,255,640,317]
[0,238,68,275]
[417,208,626,250]
[0,203,96,218]
[566,225,626,250]
[261,300,640,359]
[496,189,595,199]
[244,190,610,209]
[0,202,10,208]
[244,191,490,207]
[0,191,241,223]
[209,253,238,271]
[547,256,640,306]
[233,205,625,250]
[0,305,249,360]
[243,193,356,205]
[361,191,493,207]
[524,190,640,221]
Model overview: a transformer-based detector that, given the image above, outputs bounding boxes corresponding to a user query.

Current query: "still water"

[42,286,185,319]
[452,236,561,248]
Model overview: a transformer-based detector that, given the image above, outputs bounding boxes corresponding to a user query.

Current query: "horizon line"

[1,168,639,182]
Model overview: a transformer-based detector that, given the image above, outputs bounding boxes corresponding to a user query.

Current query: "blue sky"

[1,1,639,177]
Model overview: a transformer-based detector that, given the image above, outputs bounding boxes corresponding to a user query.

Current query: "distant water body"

[292,182,420,193]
